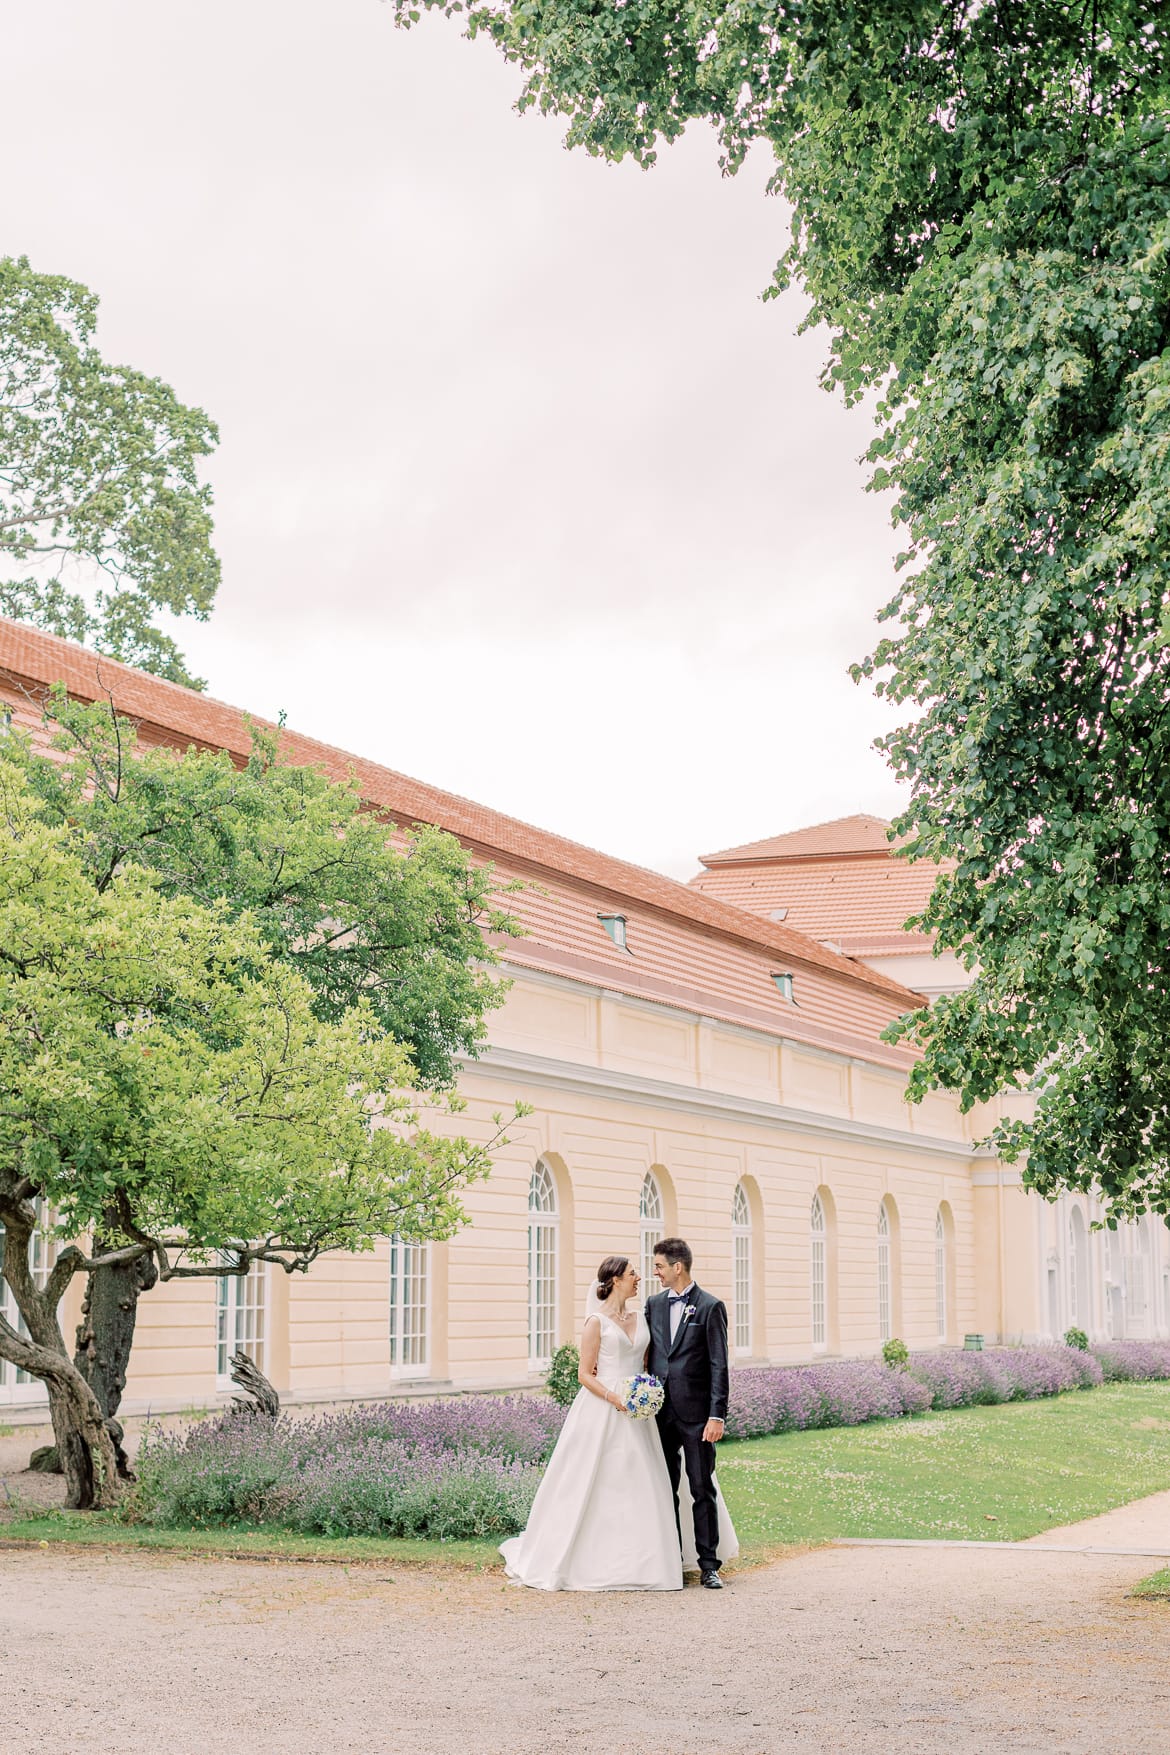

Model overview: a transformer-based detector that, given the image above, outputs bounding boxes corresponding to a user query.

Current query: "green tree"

[0,255,218,687]
[0,757,519,1507]
[1,698,520,1473]
[399,2,1170,1218]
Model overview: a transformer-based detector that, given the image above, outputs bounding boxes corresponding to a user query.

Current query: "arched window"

[732,1182,752,1355]
[877,1201,892,1342]
[528,1160,559,1367]
[1067,1206,1089,1332]
[639,1171,663,1296]
[934,1208,948,1341]
[810,1193,827,1350]
[390,1236,429,1376]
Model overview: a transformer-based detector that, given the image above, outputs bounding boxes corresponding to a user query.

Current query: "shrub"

[722,1360,929,1440]
[882,1338,909,1370]
[136,1394,566,1539]
[905,1345,1103,1408]
[136,1341,1170,1541]
[1091,1340,1170,1382]
[545,1343,581,1408]
[1064,1327,1089,1351]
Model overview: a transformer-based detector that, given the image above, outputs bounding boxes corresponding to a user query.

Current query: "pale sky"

[3,0,908,879]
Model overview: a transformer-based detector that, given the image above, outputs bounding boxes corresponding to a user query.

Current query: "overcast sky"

[4,0,908,879]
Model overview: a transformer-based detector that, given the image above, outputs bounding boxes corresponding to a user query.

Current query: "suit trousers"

[657,1405,720,1573]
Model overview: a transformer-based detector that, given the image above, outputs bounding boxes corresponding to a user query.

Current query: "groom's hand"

[702,1418,724,1444]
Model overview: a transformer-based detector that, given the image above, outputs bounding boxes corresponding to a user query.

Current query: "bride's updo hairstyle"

[595,1255,630,1302]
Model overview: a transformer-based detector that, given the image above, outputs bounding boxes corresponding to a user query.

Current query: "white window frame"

[810,1193,827,1351]
[935,1208,948,1342]
[1124,1218,1151,1337]
[639,1171,663,1297]
[732,1182,752,1355]
[0,1199,56,1405]
[389,1236,430,1378]
[216,1258,268,1389]
[528,1161,558,1370]
[877,1201,892,1343]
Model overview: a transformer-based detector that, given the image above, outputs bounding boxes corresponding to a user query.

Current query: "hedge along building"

[693,819,1170,1351]
[0,621,1158,1415]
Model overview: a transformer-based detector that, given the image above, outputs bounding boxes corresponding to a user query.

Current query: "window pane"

[390,1237,429,1372]
[810,1193,826,1348]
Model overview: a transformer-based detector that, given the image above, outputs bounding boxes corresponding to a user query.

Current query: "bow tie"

[668,1292,689,1303]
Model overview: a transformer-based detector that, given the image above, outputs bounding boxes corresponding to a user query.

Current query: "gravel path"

[2,1539,1167,1754]
[4,1420,1167,1752]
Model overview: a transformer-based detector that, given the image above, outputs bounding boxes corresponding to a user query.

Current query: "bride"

[500,1253,736,1592]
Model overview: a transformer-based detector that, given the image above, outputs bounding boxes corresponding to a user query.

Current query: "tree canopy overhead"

[399,1,1170,1218]
[0,255,219,687]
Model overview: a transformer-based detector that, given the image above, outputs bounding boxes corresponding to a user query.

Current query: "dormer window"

[771,971,797,1004]
[597,913,629,952]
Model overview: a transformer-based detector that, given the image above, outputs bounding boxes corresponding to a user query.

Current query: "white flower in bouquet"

[616,1373,665,1419]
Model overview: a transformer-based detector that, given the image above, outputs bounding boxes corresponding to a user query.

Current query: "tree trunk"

[0,1317,120,1510]
[73,1230,158,1480]
[230,1350,280,1417]
[46,1363,121,1510]
[0,1180,121,1509]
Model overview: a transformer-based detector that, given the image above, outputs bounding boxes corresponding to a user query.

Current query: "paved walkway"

[2,1515,1167,1754]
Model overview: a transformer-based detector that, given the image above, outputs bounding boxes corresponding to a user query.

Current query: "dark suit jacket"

[644,1284,729,1424]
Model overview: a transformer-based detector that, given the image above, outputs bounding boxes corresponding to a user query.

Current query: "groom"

[645,1237,729,1590]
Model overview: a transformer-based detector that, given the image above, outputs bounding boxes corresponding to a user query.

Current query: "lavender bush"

[723,1361,930,1439]
[136,1394,567,1539]
[907,1345,1104,1409]
[1092,1340,1170,1381]
[135,1341,1170,1538]
[721,1340,1166,1441]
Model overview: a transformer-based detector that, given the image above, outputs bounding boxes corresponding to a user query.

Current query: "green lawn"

[719,1380,1170,1546]
[3,1380,1167,1565]
[1133,1568,1170,1600]
[0,1514,496,1569]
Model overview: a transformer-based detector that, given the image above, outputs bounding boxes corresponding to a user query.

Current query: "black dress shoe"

[700,1570,723,1589]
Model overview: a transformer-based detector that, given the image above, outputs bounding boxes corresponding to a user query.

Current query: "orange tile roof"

[700,814,906,866]
[691,861,942,951]
[0,618,925,1068]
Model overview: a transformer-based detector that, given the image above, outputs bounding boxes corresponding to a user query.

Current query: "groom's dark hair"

[654,1237,692,1271]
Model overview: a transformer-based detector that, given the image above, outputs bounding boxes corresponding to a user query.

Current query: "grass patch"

[6,1380,1167,1566]
[718,1380,1170,1545]
[1132,1567,1170,1600]
[0,1510,497,1568]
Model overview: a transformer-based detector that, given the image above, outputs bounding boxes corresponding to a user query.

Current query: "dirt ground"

[4,1417,1168,1754]
[0,1538,1165,1754]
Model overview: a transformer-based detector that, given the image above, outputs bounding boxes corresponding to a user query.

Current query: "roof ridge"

[699,812,905,868]
[0,617,923,1006]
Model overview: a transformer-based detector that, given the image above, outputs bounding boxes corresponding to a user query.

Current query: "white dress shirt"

[668,1280,696,1344]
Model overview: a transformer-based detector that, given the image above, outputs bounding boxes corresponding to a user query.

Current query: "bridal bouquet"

[617,1373,665,1420]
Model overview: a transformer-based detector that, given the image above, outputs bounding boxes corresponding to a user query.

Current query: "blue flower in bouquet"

[617,1373,665,1420]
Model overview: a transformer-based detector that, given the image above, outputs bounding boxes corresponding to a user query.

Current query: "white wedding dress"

[500,1311,738,1591]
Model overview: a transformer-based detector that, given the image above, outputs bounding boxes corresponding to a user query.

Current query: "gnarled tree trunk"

[0,1179,120,1509]
[230,1349,280,1417]
[73,1224,159,1479]
[0,1319,119,1509]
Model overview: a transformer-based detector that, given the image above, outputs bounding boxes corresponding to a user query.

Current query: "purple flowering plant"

[134,1340,1170,1539]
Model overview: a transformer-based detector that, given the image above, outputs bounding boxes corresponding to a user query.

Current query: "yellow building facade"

[0,622,1167,1414]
